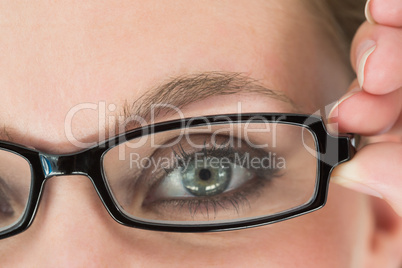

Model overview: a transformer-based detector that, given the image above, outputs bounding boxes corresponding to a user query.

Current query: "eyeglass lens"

[103,123,318,225]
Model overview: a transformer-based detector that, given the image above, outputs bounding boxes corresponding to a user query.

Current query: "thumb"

[331,142,402,216]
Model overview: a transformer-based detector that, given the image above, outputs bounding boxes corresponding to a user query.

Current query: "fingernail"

[357,40,376,88]
[332,176,383,198]
[365,0,376,24]
[328,87,361,119]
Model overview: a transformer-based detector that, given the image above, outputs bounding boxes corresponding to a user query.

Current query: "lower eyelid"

[140,175,269,221]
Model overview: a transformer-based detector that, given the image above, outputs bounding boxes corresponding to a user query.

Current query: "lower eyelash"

[143,175,268,220]
[160,192,251,220]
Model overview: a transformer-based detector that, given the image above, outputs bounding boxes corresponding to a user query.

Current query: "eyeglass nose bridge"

[39,152,92,179]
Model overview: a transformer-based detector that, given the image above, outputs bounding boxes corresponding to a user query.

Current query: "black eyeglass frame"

[0,113,354,240]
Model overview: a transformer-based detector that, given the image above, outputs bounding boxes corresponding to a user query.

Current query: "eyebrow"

[0,72,297,143]
[122,72,297,129]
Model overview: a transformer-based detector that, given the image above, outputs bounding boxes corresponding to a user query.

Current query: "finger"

[367,0,402,27]
[331,142,402,216]
[351,23,402,94]
[328,82,401,135]
[360,113,402,145]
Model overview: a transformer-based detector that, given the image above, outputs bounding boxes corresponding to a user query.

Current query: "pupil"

[198,169,212,181]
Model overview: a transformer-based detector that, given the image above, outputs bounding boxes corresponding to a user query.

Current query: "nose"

[1,175,155,267]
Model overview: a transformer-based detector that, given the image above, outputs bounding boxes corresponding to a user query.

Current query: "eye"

[138,142,283,221]
[148,156,253,199]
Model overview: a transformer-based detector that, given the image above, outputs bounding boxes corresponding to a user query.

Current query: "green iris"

[181,157,232,196]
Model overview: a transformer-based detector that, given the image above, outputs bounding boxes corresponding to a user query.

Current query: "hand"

[329,0,402,216]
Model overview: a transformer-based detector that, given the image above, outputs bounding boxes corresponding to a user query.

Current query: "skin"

[0,0,401,267]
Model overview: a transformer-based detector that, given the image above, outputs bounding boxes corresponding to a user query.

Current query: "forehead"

[0,0,336,151]
[0,1,307,85]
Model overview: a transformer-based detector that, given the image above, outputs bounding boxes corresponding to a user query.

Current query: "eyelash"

[154,190,255,219]
[144,140,282,218]
[168,141,237,171]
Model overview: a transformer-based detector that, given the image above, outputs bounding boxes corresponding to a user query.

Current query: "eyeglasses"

[0,113,354,239]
